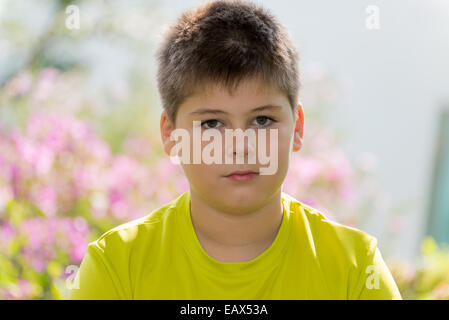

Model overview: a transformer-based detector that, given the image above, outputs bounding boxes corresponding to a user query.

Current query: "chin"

[220,187,264,205]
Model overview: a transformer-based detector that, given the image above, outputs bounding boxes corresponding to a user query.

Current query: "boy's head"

[157,0,304,213]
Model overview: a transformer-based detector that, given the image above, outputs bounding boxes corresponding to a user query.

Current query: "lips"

[225,170,259,177]
[224,170,259,182]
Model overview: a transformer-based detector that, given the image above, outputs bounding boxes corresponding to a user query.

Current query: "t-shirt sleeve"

[68,242,123,300]
[350,237,403,300]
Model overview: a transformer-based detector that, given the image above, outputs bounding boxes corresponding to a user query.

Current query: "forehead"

[180,77,289,114]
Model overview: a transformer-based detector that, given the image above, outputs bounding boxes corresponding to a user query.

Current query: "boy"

[70,0,402,299]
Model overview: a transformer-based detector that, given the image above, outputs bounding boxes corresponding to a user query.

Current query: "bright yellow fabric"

[69,190,402,300]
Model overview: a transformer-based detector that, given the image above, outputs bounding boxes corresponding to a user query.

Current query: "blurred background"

[0,0,448,299]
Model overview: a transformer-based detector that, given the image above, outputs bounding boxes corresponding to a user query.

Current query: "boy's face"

[160,77,303,214]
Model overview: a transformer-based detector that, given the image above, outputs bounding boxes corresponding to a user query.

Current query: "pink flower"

[18,279,33,299]
[13,134,35,164]
[339,182,356,205]
[156,157,180,178]
[18,217,90,271]
[176,176,190,193]
[4,72,33,97]
[34,186,57,216]
[33,145,55,175]
[110,200,129,220]
[0,221,15,250]
[326,150,351,182]
[73,216,88,233]
[109,189,125,206]
[89,139,111,162]
[284,155,322,193]
[123,135,152,159]
[70,240,88,263]
[33,68,58,101]
[9,165,21,198]
[0,186,13,212]
[108,155,141,190]
[2,279,34,299]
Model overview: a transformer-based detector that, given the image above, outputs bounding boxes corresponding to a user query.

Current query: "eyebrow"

[189,104,282,116]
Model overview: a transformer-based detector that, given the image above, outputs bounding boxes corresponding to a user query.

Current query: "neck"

[189,189,284,249]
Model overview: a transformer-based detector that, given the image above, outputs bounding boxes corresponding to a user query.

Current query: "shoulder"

[75,194,187,299]
[283,192,378,268]
[90,195,183,256]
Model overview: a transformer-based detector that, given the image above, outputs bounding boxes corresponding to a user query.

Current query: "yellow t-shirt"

[69,190,402,300]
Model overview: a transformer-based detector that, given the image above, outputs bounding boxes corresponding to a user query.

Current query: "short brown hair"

[155,0,300,126]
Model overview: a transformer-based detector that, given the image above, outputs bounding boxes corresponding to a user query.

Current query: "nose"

[224,129,257,164]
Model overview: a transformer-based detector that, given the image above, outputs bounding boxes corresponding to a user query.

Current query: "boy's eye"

[201,119,222,129]
[253,116,275,127]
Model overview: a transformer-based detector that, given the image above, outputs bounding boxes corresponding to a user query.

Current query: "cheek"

[263,126,292,158]
[274,127,293,177]
[181,163,221,186]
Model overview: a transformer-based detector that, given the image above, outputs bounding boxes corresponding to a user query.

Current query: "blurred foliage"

[389,236,449,300]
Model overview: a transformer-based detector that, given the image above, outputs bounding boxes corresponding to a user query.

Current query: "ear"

[160,110,176,156]
[292,103,304,153]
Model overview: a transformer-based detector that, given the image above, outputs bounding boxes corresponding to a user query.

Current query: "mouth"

[223,170,259,182]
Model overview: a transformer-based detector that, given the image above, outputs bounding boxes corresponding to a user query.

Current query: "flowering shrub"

[388,236,449,300]
[0,79,189,298]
